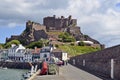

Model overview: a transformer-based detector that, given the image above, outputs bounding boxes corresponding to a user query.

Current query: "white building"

[8,44,32,62]
[23,50,32,62]
[40,46,53,62]
[76,41,94,45]
[62,52,68,61]
[0,49,8,61]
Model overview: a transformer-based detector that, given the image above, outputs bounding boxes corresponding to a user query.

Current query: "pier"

[33,64,102,80]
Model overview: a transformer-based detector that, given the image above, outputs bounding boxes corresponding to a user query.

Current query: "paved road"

[34,64,102,80]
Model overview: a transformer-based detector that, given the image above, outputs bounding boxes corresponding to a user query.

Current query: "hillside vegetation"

[58,44,101,56]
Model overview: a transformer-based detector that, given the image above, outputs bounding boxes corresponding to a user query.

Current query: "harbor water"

[0,68,28,80]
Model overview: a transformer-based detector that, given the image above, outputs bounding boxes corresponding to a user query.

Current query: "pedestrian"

[66,60,68,65]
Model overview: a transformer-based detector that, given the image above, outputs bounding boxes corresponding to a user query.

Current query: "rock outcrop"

[6,21,48,45]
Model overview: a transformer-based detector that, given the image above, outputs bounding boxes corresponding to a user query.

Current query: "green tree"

[55,44,59,48]
[4,40,20,48]
[70,42,75,46]
[26,40,43,49]
[78,41,85,46]
[0,44,3,49]
[84,35,88,38]
[58,32,75,42]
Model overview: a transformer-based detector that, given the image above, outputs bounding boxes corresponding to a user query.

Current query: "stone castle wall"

[43,15,77,31]
[26,20,46,32]
[69,45,120,80]
[67,27,81,35]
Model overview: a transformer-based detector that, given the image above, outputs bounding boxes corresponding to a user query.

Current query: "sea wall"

[69,45,120,80]
[0,62,42,69]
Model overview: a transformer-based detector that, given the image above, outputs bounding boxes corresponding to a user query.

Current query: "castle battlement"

[43,15,77,31]
[26,20,46,32]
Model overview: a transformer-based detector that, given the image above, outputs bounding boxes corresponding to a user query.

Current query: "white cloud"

[1,0,120,47]
[68,0,101,14]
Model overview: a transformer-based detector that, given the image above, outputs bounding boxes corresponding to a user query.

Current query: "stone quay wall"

[69,45,120,80]
[0,62,42,69]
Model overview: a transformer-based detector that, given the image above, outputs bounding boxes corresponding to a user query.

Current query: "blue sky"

[0,0,120,47]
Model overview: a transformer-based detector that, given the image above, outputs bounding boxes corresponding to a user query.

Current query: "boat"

[22,71,32,79]
[23,66,35,79]
[3,67,8,70]
[0,67,8,70]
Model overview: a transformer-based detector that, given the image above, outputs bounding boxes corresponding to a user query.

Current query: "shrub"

[5,40,20,48]
[70,43,75,46]
[26,40,43,48]
[78,41,85,46]
[58,32,75,42]
[55,44,59,48]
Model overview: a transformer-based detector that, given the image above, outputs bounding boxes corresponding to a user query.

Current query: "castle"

[43,15,77,31]
[6,15,101,47]
[26,20,46,32]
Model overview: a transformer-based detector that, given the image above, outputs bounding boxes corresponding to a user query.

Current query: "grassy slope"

[47,31,100,57]
[59,45,100,57]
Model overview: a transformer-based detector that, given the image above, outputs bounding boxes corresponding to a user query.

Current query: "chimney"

[34,46,37,53]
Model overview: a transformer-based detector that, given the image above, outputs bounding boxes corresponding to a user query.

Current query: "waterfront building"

[8,44,26,62]
[31,47,41,62]
[7,44,41,62]
[40,46,53,62]
[51,49,68,61]
[23,49,32,62]
[0,49,8,61]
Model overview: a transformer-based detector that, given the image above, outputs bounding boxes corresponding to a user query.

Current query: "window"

[44,54,47,58]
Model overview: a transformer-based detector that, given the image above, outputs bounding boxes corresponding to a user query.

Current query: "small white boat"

[0,67,8,70]
[3,67,8,70]
[23,71,31,79]
[23,66,35,79]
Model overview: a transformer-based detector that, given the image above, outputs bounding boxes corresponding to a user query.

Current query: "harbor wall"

[69,45,120,80]
[0,62,42,69]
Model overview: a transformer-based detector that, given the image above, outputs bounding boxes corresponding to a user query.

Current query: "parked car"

[56,60,63,66]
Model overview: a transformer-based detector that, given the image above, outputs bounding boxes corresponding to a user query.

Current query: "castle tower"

[26,20,33,32]
[43,15,77,31]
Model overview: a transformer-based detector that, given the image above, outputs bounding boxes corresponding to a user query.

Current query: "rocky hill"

[6,15,102,47]
[6,21,48,45]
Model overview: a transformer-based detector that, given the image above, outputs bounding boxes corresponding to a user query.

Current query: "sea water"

[0,68,28,80]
